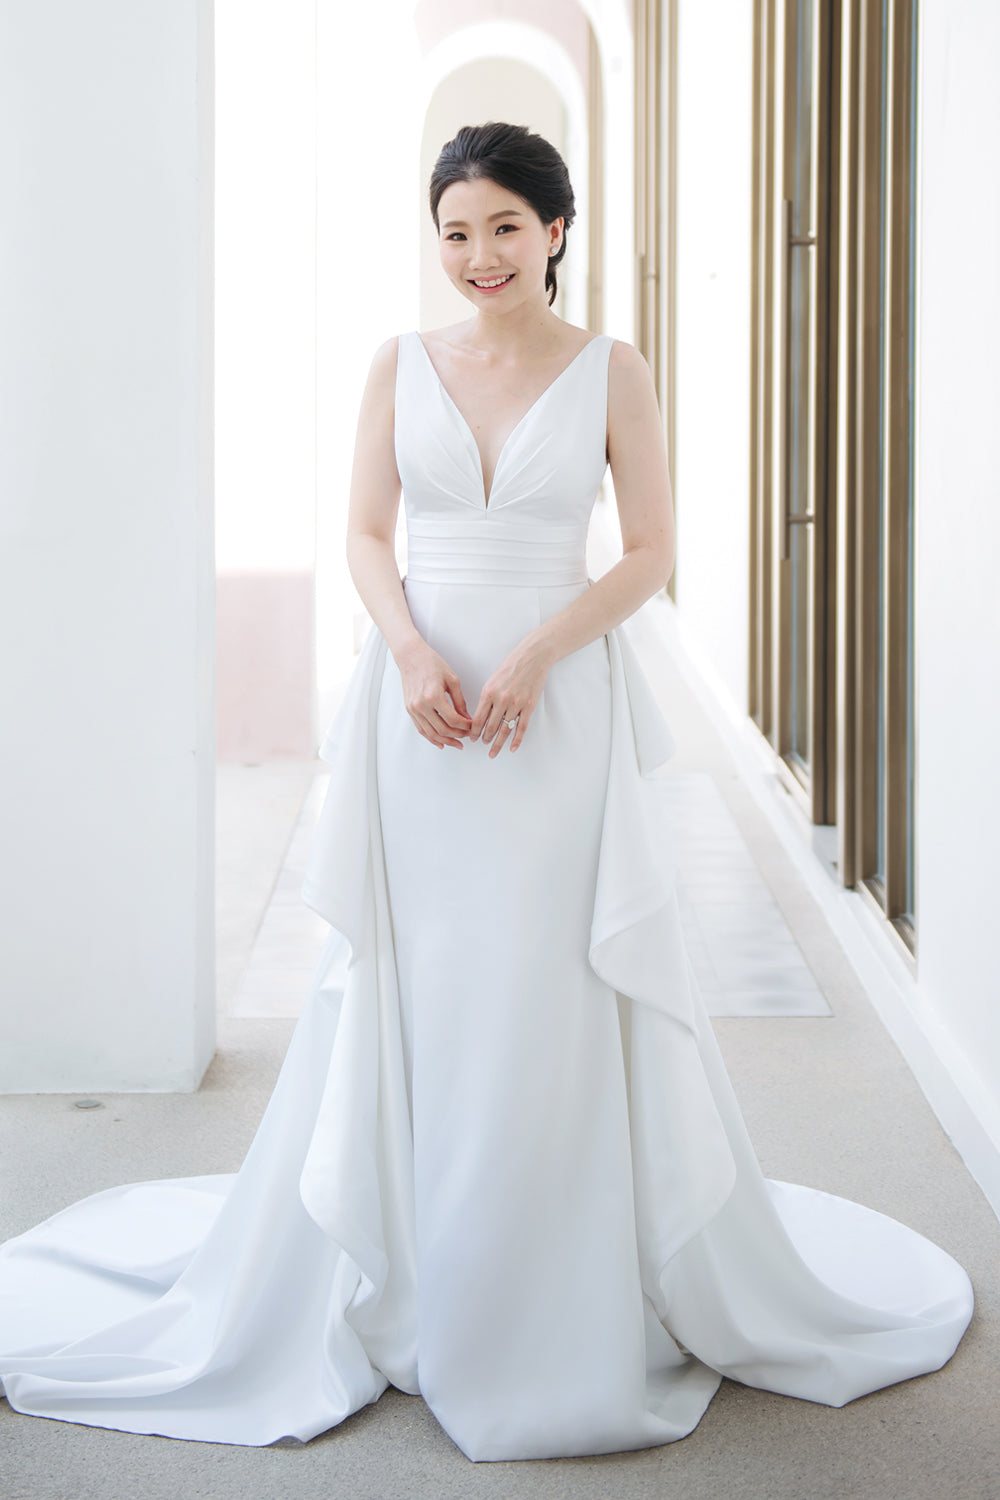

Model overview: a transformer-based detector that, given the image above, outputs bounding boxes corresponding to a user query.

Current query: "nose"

[467,237,500,271]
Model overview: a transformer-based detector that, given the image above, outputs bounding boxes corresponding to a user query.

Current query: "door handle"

[779,198,817,560]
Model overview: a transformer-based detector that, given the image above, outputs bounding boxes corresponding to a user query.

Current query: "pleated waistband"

[404,516,590,587]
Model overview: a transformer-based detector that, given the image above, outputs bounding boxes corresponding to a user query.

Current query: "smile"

[469,274,515,290]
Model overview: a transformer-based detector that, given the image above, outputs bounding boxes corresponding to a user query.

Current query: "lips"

[469,273,515,292]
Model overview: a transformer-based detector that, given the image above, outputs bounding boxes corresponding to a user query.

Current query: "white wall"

[914,1,1000,1110]
[672,0,753,714]
[215,0,316,581]
[215,0,317,760]
[0,1,215,1090]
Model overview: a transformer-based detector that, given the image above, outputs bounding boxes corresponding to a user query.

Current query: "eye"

[495,223,518,234]
[444,231,466,241]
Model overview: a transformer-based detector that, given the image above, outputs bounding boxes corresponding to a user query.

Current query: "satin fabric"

[0,331,973,1460]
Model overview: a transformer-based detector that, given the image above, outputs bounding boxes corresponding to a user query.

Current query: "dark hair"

[429,122,576,309]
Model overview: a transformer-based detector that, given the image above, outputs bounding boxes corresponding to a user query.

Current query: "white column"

[914,0,1000,1127]
[0,1,216,1090]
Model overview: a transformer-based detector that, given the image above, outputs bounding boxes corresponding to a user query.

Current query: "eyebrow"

[440,209,526,229]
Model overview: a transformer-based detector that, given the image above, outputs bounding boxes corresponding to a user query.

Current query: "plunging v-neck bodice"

[411,332,605,508]
[397,329,613,517]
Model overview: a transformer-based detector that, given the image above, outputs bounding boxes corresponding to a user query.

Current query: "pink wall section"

[216,572,315,761]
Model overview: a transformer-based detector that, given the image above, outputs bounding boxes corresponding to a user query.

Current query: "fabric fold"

[588,624,738,1271]
[0,967,393,1442]
[582,627,973,1407]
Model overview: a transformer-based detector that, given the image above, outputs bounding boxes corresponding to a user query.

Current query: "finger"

[468,694,492,741]
[509,709,530,751]
[488,718,513,759]
[488,710,521,756]
[425,707,466,747]
[446,675,472,724]
[409,710,453,749]
[411,715,442,748]
[415,691,468,738]
[437,694,473,733]
[481,705,507,745]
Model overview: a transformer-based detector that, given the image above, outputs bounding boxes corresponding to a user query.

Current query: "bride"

[0,122,973,1463]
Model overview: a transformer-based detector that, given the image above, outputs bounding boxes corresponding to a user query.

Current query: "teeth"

[473,274,513,288]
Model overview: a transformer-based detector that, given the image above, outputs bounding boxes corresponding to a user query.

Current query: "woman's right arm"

[346,337,472,750]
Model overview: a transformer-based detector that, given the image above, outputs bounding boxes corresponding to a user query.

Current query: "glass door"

[752,0,922,949]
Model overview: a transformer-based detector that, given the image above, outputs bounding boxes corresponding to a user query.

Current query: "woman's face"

[436,177,562,313]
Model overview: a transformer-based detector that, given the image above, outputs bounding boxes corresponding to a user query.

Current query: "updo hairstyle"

[428,122,576,308]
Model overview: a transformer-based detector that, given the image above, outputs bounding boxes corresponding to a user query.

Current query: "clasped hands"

[395,634,555,757]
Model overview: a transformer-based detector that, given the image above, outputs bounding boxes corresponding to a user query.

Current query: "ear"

[548,216,564,256]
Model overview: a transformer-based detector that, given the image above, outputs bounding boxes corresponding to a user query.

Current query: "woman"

[0,123,973,1463]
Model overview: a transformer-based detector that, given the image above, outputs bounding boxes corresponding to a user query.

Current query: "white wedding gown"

[0,331,973,1461]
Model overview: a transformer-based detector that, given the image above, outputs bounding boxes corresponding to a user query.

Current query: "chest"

[399,331,610,514]
[429,351,580,482]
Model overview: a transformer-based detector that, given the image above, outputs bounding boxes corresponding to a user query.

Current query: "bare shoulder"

[607,339,657,417]
[606,340,661,470]
[368,334,400,380]
[358,336,401,418]
[607,337,653,381]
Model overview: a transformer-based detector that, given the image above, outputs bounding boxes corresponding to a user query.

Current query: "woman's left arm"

[535,338,675,656]
[470,340,674,754]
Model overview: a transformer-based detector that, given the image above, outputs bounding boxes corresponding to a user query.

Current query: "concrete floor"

[2,606,999,1500]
